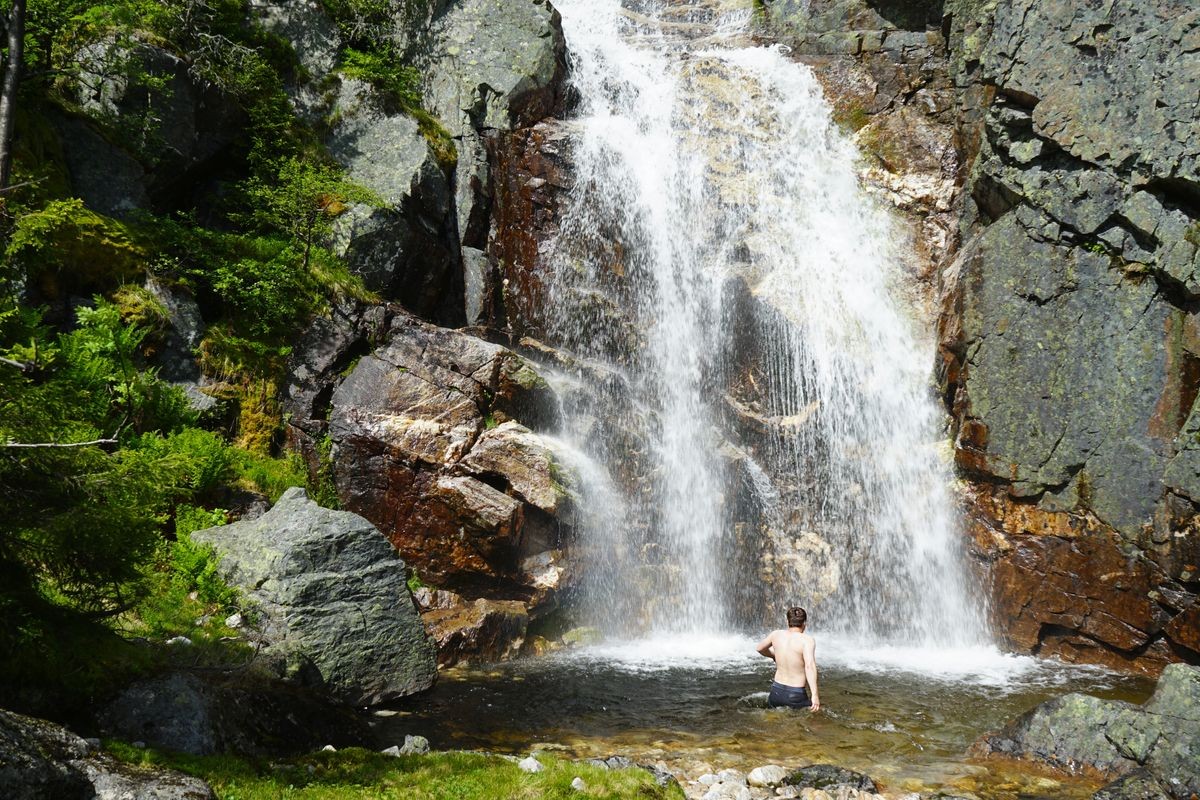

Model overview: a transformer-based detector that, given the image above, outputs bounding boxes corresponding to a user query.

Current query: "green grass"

[106,745,685,800]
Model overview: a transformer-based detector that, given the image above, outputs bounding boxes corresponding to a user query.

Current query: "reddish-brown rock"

[966,483,1195,674]
[421,598,530,667]
[329,312,571,606]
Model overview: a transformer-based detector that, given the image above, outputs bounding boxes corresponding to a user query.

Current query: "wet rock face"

[422,597,530,666]
[975,664,1200,799]
[967,483,1182,672]
[939,0,1200,668]
[329,313,570,605]
[418,0,568,264]
[192,488,437,705]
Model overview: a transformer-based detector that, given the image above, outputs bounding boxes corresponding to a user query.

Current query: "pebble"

[748,765,789,787]
[702,783,753,800]
[571,776,587,791]
[400,735,430,755]
[165,636,192,646]
[224,612,244,628]
[776,788,799,798]
[518,756,544,773]
[322,744,337,752]
[717,769,748,785]
[699,773,720,785]
[381,745,402,757]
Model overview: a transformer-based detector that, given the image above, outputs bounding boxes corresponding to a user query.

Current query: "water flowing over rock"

[974,664,1200,799]
[503,0,987,644]
[192,488,437,705]
[939,0,1200,669]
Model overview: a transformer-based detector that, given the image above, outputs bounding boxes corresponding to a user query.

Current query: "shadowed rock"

[0,709,214,799]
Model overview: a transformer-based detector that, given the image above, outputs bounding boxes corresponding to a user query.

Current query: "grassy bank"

[108,743,686,800]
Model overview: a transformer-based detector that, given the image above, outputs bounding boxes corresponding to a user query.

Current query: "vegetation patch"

[106,744,685,800]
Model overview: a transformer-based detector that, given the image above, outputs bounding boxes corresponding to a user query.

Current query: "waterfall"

[544,0,989,647]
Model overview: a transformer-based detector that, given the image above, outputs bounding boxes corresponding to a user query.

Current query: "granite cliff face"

[936,0,1200,671]
[759,0,1200,670]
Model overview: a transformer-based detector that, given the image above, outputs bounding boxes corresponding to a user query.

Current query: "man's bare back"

[756,607,820,711]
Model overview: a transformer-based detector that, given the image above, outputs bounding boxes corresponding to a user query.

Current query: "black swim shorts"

[767,681,811,709]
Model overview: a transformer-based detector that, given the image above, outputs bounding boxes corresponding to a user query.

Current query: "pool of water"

[378,635,1152,798]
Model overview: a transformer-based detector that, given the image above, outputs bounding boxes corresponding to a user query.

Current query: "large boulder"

[0,708,213,800]
[191,488,437,705]
[975,664,1200,799]
[329,313,571,612]
[939,0,1200,669]
[422,598,530,666]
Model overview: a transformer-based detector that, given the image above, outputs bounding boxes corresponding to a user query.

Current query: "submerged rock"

[975,664,1200,799]
[192,488,437,705]
[0,708,214,799]
[784,764,877,793]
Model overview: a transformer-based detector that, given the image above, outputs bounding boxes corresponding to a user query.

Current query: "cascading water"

[544,0,988,648]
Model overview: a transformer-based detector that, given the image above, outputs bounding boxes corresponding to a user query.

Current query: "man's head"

[786,606,807,630]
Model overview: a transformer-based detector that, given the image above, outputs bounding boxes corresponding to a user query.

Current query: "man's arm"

[755,631,776,660]
[804,638,820,712]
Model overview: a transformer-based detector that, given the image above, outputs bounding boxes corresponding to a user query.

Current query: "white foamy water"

[547,0,989,649]
[559,634,1111,691]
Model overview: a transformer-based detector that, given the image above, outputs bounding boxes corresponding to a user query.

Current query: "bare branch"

[0,356,32,371]
[3,438,118,448]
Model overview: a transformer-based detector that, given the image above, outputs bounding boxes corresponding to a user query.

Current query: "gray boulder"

[0,708,213,800]
[975,664,1200,799]
[192,488,437,705]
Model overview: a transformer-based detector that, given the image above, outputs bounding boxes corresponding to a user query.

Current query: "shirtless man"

[756,606,820,711]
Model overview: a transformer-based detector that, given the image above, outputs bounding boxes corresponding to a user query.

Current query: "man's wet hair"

[786,607,807,629]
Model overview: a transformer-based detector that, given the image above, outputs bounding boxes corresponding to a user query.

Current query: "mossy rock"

[10,199,151,299]
[560,627,602,647]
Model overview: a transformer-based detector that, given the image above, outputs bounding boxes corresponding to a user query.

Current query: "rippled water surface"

[380,637,1151,799]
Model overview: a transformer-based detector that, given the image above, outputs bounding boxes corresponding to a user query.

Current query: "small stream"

[378,637,1151,799]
